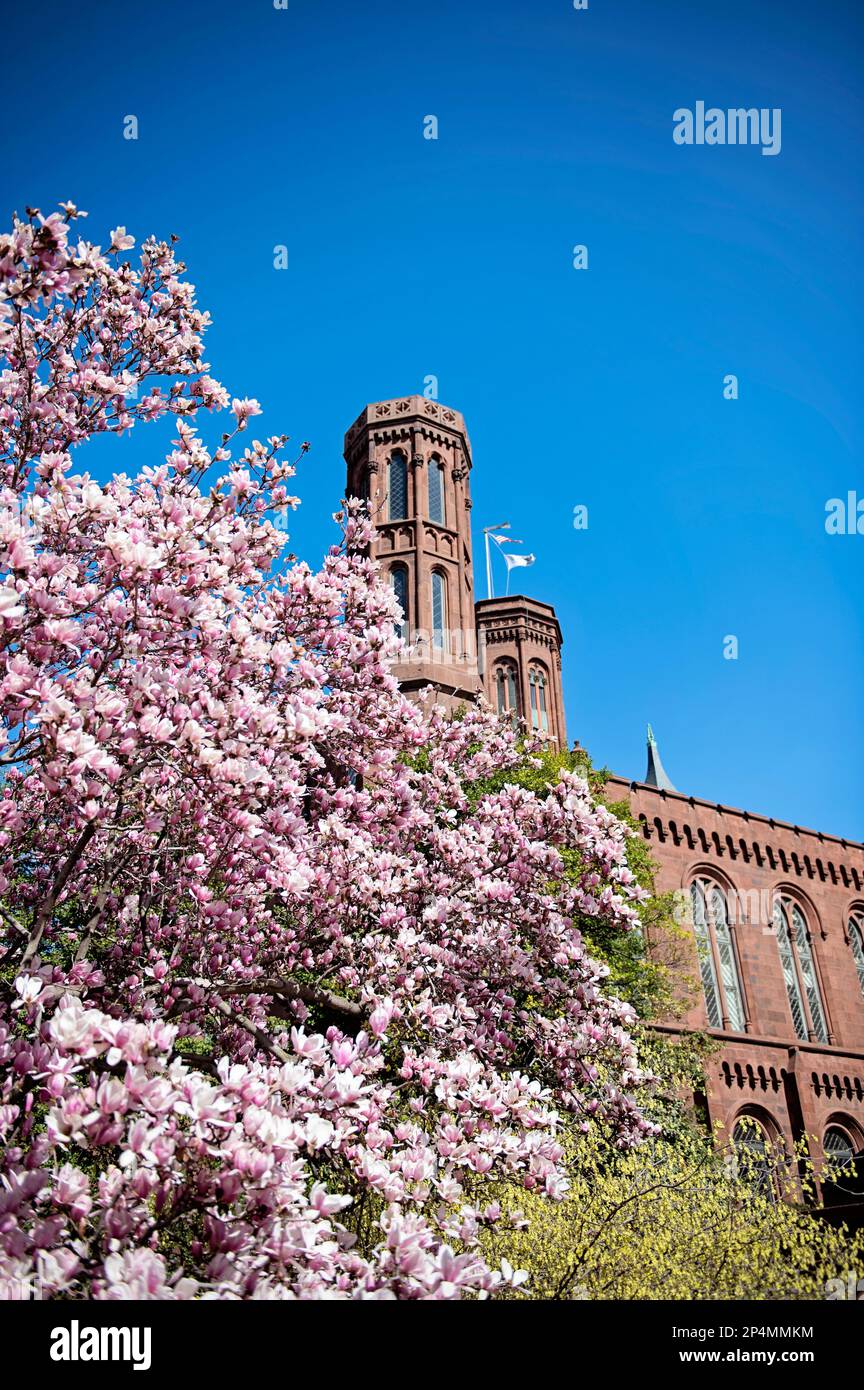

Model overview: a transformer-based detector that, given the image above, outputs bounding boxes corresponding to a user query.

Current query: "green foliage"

[173,1035,213,1057]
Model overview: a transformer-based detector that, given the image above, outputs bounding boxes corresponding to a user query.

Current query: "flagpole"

[482,522,510,601]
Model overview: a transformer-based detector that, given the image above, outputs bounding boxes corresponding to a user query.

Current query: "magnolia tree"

[0,204,653,1300]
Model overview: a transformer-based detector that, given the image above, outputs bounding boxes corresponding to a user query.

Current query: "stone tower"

[343,396,483,709]
[475,595,567,747]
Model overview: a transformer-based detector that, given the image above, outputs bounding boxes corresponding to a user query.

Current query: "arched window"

[427,457,445,526]
[773,897,828,1043]
[689,879,746,1032]
[495,662,519,721]
[357,470,369,504]
[732,1116,776,1203]
[388,451,407,521]
[824,1125,855,1175]
[390,565,408,642]
[431,571,447,652]
[528,665,549,733]
[848,913,864,996]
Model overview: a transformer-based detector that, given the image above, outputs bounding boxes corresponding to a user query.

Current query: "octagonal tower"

[343,396,483,710]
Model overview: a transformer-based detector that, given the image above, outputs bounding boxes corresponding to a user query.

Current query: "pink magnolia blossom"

[0,203,654,1300]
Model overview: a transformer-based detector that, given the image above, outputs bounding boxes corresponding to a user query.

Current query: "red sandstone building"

[608,764,864,1209]
[344,395,864,1203]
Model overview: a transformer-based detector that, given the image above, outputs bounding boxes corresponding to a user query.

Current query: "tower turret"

[343,396,482,709]
[475,594,567,748]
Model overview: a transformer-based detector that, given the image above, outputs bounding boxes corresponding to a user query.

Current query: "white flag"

[503,551,535,570]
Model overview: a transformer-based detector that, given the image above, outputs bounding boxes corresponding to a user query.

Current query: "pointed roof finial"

[644,723,677,792]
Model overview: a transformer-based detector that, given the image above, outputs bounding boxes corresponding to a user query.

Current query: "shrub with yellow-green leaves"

[482,1118,864,1300]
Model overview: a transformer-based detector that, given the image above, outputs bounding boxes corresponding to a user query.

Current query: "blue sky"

[2,0,862,837]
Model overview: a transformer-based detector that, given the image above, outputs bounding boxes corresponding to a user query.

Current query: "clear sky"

[2,0,862,838]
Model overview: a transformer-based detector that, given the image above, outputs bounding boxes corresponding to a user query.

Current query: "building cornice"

[650,1021,864,1063]
[606,774,864,891]
[344,397,472,462]
[605,774,864,854]
[475,595,563,649]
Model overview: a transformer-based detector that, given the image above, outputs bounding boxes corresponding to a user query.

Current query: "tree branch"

[205,994,290,1064]
[20,821,96,966]
[173,975,364,1021]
